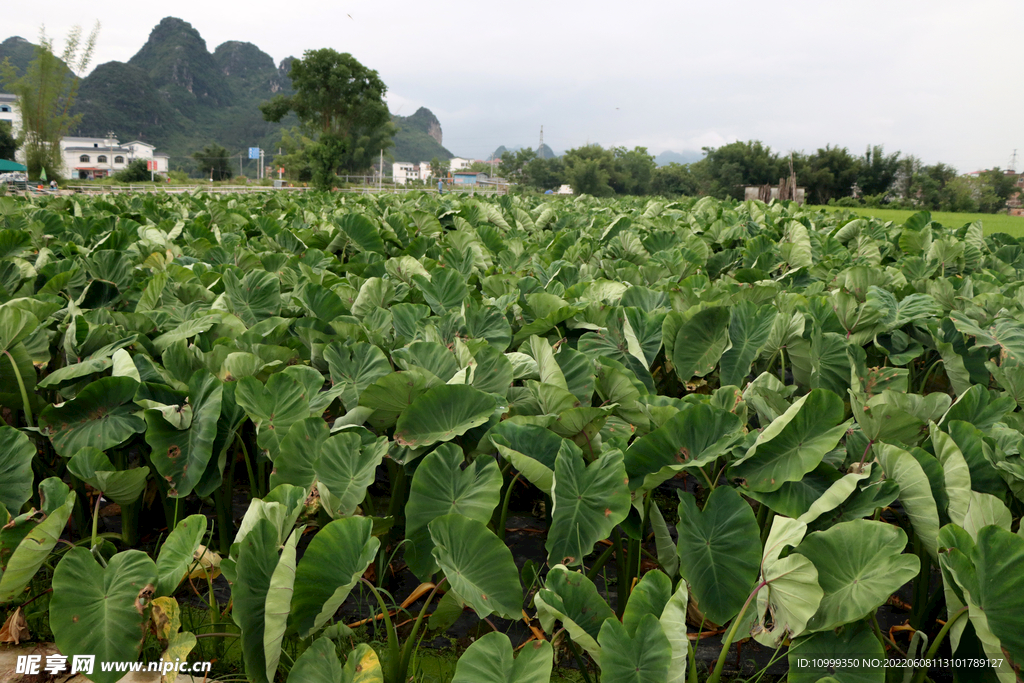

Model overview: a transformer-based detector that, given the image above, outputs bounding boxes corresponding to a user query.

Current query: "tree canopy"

[0,24,99,180]
[192,143,231,181]
[260,48,395,190]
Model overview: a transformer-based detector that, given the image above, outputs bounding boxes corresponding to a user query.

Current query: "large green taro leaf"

[315,432,389,518]
[750,517,822,647]
[287,638,383,683]
[393,341,459,382]
[620,569,672,638]
[405,444,502,580]
[546,447,630,567]
[624,402,743,492]
[675,486,760,626]
[729,389,850,493]
[719,301,777,388]
[67,447,149,505]
[145,370,223,497]
[796,519,919,632]
[950,312,1024,365]
[393,384,497,448]
[670,306,730,380]
[428,514,522,620]
[874,443,940,559]
[0,426,36,514]
[235,370,312,459]
[269,417,330,489]
[597,614,672,683]
[323,340,394,411]
[534,564,615,665]
[788,622,884,683]
[232,518,280,683]
[359,367,440,431]
[972,525,1024,667]
[223,269,282,328]
[489,422,573,496]
[290,516,380,639]
[0,480,75,604]
[337,212,386,254]
[264,528,300,682]
[451,632,553,683]
[50,548,158,683]
[155,514,207,597]
[413,269,468,315]
[38,375,146,457]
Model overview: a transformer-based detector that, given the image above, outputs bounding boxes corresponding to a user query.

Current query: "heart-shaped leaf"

[546,447,630,567]
[404,443,501,580]
[451,632,553,683]
[38,376,146,457]
[290,516,380,638]
[67,447,149,505]
[50,548,158,683]
[145,370,223,497]
[428,514,522,620]
[394,384,497,449]
[675,486,760,626]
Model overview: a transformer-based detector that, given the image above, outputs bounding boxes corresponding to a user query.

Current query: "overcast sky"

[7,0,1022,170]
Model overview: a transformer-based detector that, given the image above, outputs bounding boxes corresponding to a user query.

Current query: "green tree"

[977,168,1019,212]
[0,121,16,161]
[610,146,656,195]
[561,144,617,197]
[700,141,784,200]
[0,24,99,180]
[498,148,537,184]
[429,156,450,180]
[796,145,859,204]
[113,158,149,182]
[856,145,900,197]
[260,48,395,191]
[275,127,314,182]
[651,162,700,197]
[192,144,231,180]
[523,156,564,191]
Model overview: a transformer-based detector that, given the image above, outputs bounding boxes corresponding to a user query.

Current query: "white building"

[61,137,169,180]
[0,94,23,164]
[391,161,435,185]
[392,161,417,185]
[449,157,472,172]
[0,94,19,137]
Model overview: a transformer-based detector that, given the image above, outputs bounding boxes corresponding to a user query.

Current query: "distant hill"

[655,150,704,166]
[0,37,40,76]
[490,143,559,161]
[1,20,451,175]
[391,107,452,163]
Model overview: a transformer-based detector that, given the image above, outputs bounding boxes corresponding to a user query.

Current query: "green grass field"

[810,205,1024,237]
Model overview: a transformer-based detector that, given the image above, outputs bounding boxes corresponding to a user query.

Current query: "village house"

[61,136,169,180]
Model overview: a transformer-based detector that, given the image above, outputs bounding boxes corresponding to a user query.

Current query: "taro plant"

[2,191,1024,683]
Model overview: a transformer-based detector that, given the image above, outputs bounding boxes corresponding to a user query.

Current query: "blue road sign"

[248,147,260,160]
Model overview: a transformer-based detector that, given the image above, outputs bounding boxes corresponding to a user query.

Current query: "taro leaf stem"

[397,578,447,682]
[708,580,766,683]
[911,606,968,683]
[3,349,33,427]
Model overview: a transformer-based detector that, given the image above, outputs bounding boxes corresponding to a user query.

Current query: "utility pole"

[379,149,383,192]
[239,153,243,178]
[538,125,544,158]
[107,131,115,179]
[259,149,265,180]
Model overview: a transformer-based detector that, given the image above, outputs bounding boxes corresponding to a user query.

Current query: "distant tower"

[538,126,544,159]
[1010,149,1018,173]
